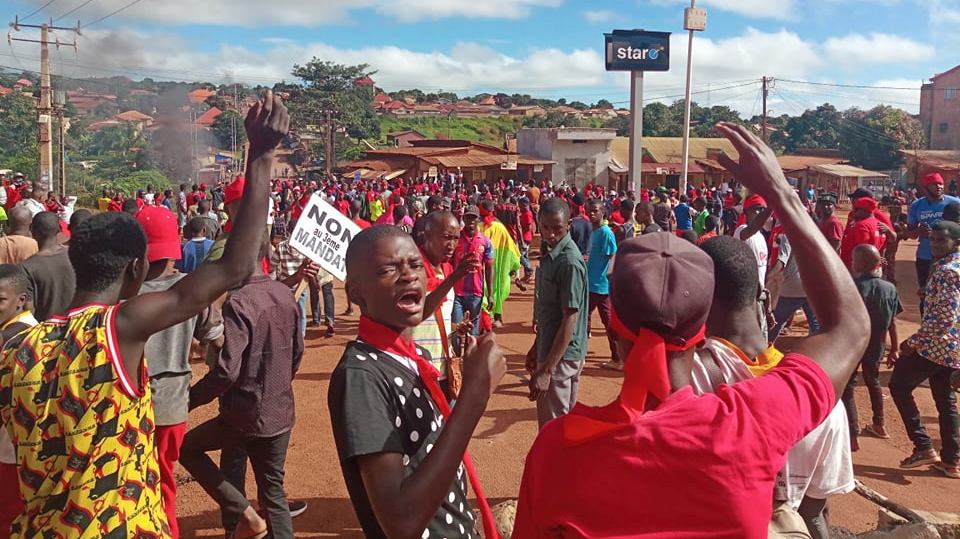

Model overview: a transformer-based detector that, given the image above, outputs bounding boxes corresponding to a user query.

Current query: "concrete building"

[517,128,616,189]
[920,65,960,150]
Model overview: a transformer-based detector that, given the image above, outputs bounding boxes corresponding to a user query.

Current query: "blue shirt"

[908,196,960,260]
[587,225,618,295]
[177,238,214,273]
[674,203,693,231]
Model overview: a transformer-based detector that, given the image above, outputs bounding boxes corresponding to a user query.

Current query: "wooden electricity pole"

[8,17,79,191]
[761,76,770,142]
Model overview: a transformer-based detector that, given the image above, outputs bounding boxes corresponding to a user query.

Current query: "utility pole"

[55,100,66,198]
[324,109,333,177]
[8,17,79,192]
[679,1,707,195]
[761,76,770,142]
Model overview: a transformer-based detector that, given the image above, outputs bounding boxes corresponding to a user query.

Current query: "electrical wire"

[777,78,933,92]
[81,0,146,28]
[19,0,59,22]
[54,0,97,23]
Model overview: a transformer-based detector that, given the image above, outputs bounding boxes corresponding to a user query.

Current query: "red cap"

[136,206,181,262]
[853,197,879,212]
[922,173,945,186]
[223,176,245,205]
[743,194,767,210]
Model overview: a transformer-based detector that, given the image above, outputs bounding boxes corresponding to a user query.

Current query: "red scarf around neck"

[356,316,500,539]
[418,249,452,307]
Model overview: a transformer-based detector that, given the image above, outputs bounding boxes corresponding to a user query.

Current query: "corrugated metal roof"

[777,155,847,171]
[424,154,554,168]
[611,136,739,165]
[813,164,888,178]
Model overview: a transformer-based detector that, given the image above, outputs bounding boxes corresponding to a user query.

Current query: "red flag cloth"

[356,317,500,539]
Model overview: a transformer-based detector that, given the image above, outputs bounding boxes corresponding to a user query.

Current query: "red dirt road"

[176,236,960,538]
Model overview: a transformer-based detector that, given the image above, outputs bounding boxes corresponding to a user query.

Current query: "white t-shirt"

[1,312,39,464]
[734,224,769,286]
[692,338,854,508]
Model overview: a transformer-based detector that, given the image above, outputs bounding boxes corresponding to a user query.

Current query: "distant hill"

[380,116,524,148]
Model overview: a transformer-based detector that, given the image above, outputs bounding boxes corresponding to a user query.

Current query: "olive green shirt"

[534,233,588,362]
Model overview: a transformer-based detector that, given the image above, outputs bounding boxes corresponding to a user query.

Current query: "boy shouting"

[329,226,506,539]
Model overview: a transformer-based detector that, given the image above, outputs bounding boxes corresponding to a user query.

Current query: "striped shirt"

[411,266,454,378]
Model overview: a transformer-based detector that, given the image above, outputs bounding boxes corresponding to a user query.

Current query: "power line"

[777,78,934,92]
[20,0,59,22]
[54,0,98,23]
[81,0,145,28]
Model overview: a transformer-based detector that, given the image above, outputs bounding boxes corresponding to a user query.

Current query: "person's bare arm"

[358,333,505,539]
[423,253,478,316]
[886,318,899,367]
[717,122,869,399]
[484,262,494,312]
[737,207,772,241]
[529,307,578,400]
[116,92,289,374]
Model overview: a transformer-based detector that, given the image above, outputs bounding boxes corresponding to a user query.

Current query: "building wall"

[518,130,612,189]
[922,68,960,150]
[552,140,611,190]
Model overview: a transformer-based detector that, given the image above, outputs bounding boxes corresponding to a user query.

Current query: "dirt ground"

[175,230,960,538]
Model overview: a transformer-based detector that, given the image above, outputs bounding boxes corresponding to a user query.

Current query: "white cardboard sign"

[289,194,361,281]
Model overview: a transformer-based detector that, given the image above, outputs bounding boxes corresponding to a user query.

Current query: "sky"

[1,0,958,115]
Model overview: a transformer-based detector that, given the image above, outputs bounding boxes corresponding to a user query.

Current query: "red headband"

[563,311,705,445]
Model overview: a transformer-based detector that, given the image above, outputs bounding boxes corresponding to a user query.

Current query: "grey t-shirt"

[778,236,806,299]
[20,250,76,321]
[140,273,197,426]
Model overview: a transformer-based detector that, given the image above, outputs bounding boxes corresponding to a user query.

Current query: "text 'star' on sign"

[289,195,360,281]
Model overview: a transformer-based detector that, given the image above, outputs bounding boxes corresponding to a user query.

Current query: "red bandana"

[356,317,500,539]
[478,205,495,226]
[562,311,705,446]
[418,249,452,307]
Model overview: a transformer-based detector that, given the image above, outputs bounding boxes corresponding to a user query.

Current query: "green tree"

[211,109,247,149]
[595,99,614,110]
[522,111,582,129]
[780,104,842,153]
[644,102,681,136]
[288,59,381,164]
[603,115,630,136]
[0,92,38,161]
[840,105,923,170]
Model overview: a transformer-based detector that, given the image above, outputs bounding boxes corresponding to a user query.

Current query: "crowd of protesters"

[0,92,957,539]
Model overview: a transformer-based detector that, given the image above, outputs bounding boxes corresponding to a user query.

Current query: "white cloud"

[823,33,935,66]
[645,0,796,20]
[583,9,616,23]
[12,27,924,115]
[17,0,562,26]
[40,29,607,91]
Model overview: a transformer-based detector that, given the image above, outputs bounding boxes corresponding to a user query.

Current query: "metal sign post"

[605,30,671,194]
[629,72,644,196]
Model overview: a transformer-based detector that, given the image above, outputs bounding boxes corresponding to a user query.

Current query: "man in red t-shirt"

[846,188,895,252]
[514,122,869,538]
[840,197,883,268]
[815,193,844,252]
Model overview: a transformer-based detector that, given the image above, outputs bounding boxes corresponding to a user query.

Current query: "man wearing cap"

[840,197,883,268]
[514,122,869,537]
[907,173,960,290]
[452,205,494,348]
[527,197,589,427]
[136,205,223,538]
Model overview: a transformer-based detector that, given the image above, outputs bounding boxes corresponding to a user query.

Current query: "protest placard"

[289,194,360,281]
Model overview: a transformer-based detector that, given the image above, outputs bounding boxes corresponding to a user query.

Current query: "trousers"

[889,351,959,464]
[180,418,294,538]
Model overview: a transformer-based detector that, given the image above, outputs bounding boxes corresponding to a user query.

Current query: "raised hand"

[245,90,290,156]
[714,122,792,202]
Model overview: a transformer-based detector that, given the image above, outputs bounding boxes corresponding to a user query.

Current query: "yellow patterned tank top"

[0,304,170,538]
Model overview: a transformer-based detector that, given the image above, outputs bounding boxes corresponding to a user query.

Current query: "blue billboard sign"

[604,30,671,72]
